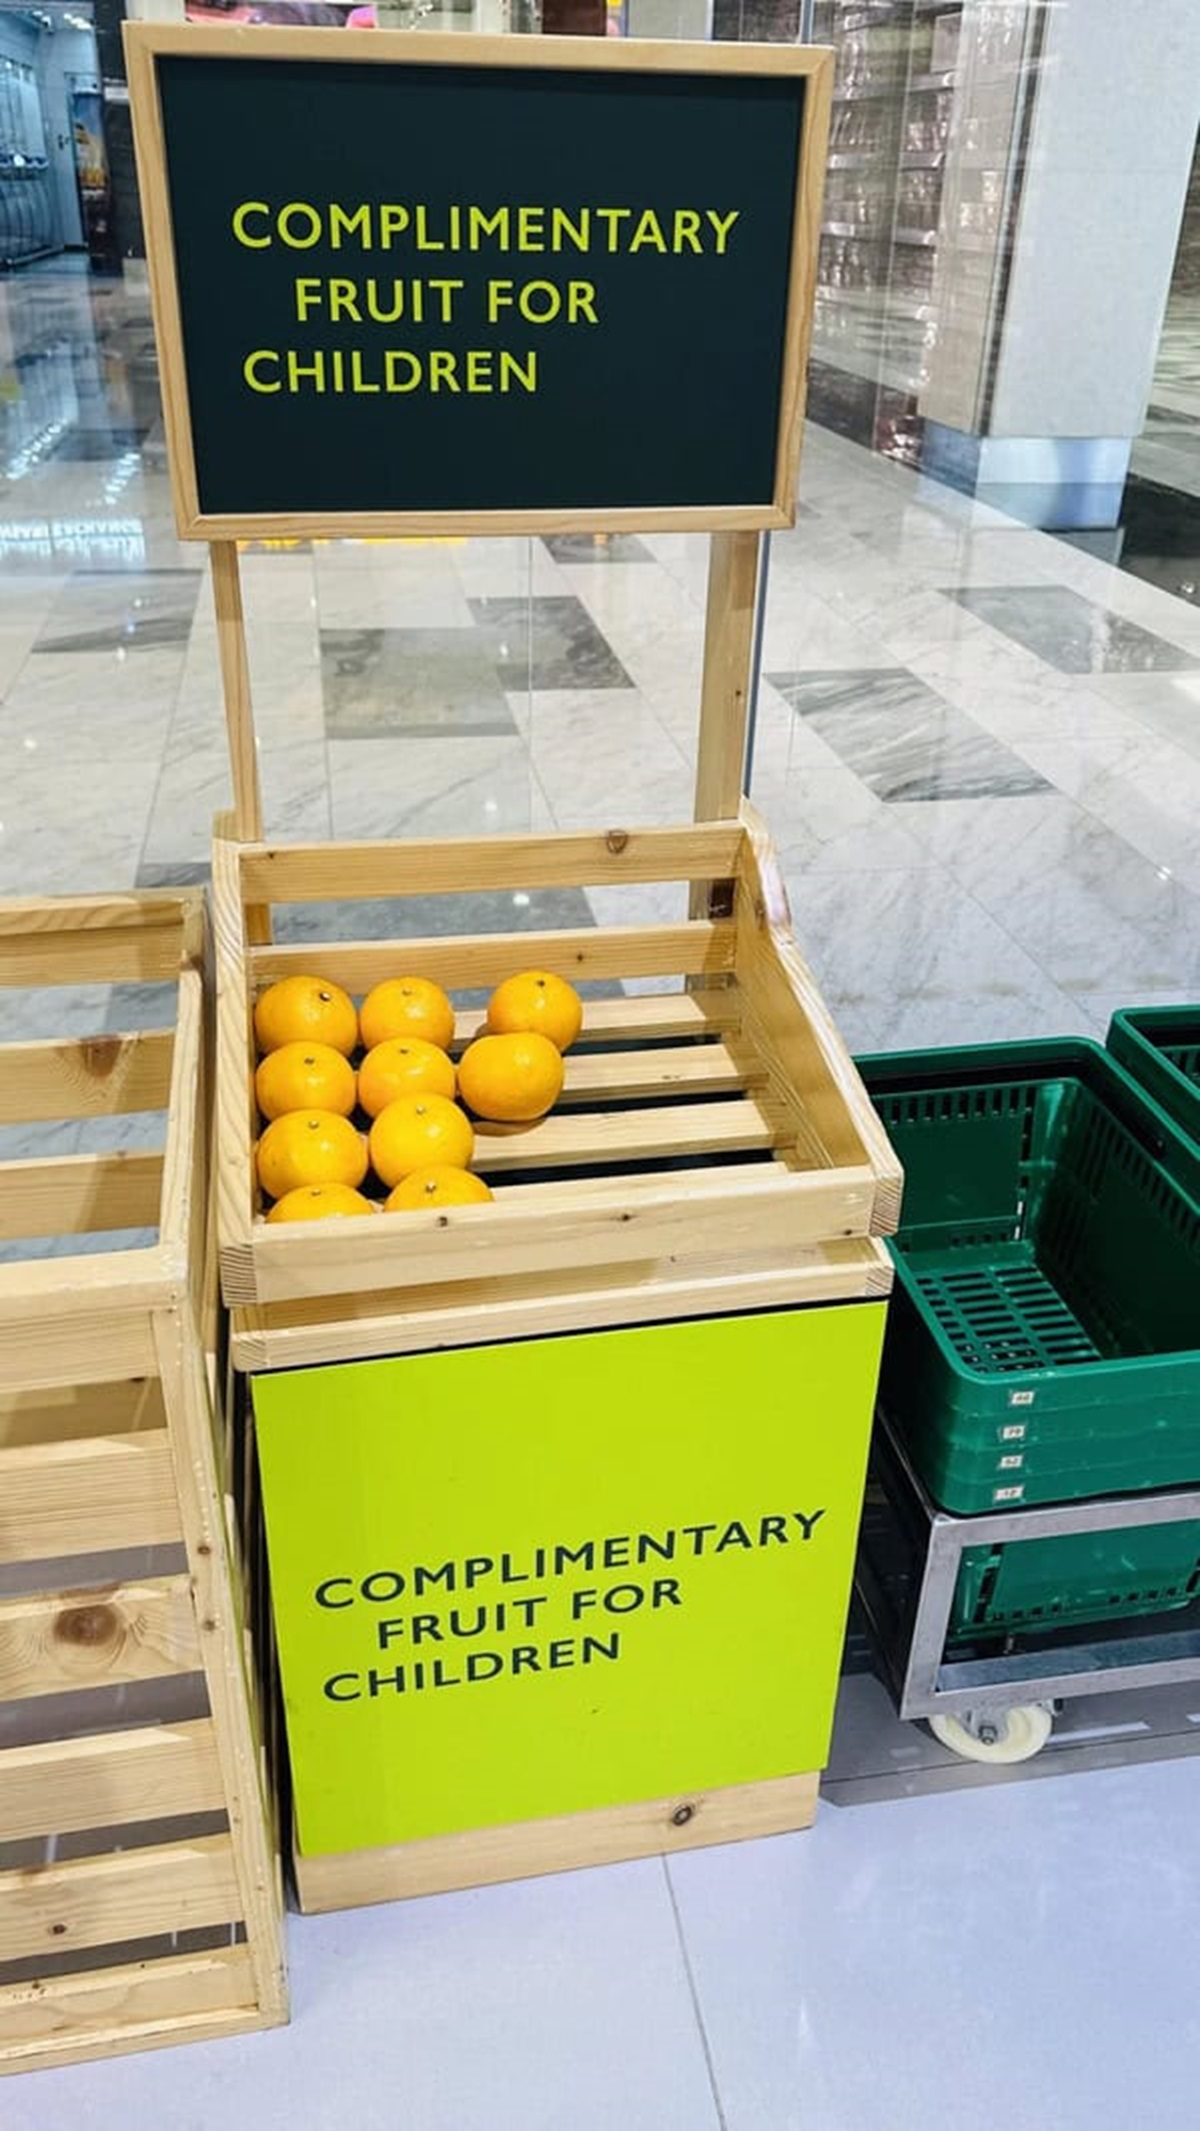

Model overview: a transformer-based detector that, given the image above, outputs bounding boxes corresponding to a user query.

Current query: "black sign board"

[127,31,827,537]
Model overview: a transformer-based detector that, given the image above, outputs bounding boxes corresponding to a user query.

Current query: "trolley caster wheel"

[929,1703,1053,1765]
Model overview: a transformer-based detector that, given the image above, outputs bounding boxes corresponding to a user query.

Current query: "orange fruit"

[487,969,583,1053]
[458,1031,564,1123]
[386,1166,493,1212]
[360,977,455,1054]
[368,1094,475,1187]
[266,1184,376,1223]
[254,975,358,1058]
[255,1041,357,1123]
[357,1037,456,1119]
[256,1111,368,1200]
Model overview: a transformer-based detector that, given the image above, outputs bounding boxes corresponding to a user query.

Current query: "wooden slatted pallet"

[0,894,286,2076]
[214,809,899,1368]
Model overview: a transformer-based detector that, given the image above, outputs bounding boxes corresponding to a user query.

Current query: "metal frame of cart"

[856,1413,1200,1727]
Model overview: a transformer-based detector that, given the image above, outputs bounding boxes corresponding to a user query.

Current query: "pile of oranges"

[251,967,583,1223]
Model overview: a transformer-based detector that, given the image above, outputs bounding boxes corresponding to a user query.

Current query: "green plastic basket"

[1107,1007,1200,1189]
[859,1040,1200,1515]
[951,1522,1200,1641]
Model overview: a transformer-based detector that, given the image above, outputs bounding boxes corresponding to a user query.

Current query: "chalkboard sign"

[126,30,829,538]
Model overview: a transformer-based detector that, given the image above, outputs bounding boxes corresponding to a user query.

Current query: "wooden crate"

[0,893,286,2076]
[213,806,898,1368]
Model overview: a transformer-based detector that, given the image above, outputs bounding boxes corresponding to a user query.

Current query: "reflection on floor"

[5,258,1200,2131]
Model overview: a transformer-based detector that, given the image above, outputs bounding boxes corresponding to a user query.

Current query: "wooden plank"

[151,1307,288,2021]
[470,1097,776,1174]
[0,897,189,990]
[157,965,204,1258]
[232,1240,893,1371]
[773,48,834,516]
[737,802,904,1233]
[0,1834,241,1964]
[249,920,736,994]
[0,1576,199,1702]
[558,1042,747,1105]
[0,1282,164,1390]
[0,1151,163,1243]
[0,1947,264,2071]
[0,1430,180,1562]
[0,1377,163,1453]
[227,1162,877,1307]
[294,1770,820,1913]
[693,530,760,830]
[213,832,260,1280]
[0,1721,224,1842]
[211,543,264,843]
[0,1030,174,1126]
[240,824,745,905]
[454,988,739,1049]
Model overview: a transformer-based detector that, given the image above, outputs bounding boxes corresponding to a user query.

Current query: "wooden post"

[691,528,760,918]
[211,541,263,846]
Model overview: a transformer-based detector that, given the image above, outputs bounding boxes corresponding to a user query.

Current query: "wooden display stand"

[127,26,901,1916]
[0,894,286,2072]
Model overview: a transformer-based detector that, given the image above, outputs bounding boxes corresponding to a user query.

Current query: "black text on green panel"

[154,56,804,516]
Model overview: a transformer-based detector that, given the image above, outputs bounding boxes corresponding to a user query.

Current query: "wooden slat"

[0,1946,261,2069]
[0,1576,199,1702]
[453,988,739,1049]
[294,1770,820,1914]
[240,823,745,904]
[212,542,264,842]
[158,965,204,1257]
[470,1097,776,1174]
[558,1042,747,1105]
[0,1151,163,1243]
[0,1029,175,1126]
[0,896,193,989]
[0,1721,224,1842]
[248,920,736,993]
[693,530,759,829]
[737,802,903,1232]
[0,1377,163,1453]
[0,1284,163,1389]
[0,1431,180,1563]
[233,1239,893,1371]
[227,1162,877,1307]
[0,1834,240,1964]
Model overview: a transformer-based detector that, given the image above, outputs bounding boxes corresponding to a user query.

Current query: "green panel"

[951,1523,1200,1640]
[253,1304,886,1857]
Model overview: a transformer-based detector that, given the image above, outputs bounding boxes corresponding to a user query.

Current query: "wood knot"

[55,1603,118,1648]
[605,829,629,855]
[81,1036,121,1080]
[671,1803,696,1828]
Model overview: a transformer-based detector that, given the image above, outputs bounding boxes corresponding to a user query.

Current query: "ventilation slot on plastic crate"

[915,1260,1103,1374]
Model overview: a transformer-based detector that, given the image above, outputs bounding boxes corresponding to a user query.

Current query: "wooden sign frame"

[125,26,832,543]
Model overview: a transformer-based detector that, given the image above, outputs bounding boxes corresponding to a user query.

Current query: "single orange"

[487,969,583,1053]
[368,1094,475,1187]
[256,1111,368,1201]
[458,1031,564,1123]
[266,1184,376,1223]
[358,1037,456,1119]
[386,1166,493,1212]
[255,1041,357,1123]
[254,975,358,1058]
[360,977,455,1054]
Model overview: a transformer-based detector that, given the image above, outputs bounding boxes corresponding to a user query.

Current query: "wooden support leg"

[691,528,760,920]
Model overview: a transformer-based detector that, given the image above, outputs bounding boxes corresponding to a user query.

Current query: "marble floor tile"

[140,742,332,868]
[450,537,567,601]
[786,861,1091,1054]
[47,422,149,461]
[541,533,654,563]
[1087,670,1200,759]
[0,757,157,897]
[320,628,516,740]
[948,584,1200,674]
[469,596,634,691]
[753,763,936,876]
[314,564,475,632]
[767,667,1048,802]
[0,647,183,763]
[527,691,692,829]
[273,885,595,958]
[32,569,201,655]
[328,735,537,841]
[889,793,1200,992]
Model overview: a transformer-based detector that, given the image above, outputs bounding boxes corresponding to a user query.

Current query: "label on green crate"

[253,1305,886,1856]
